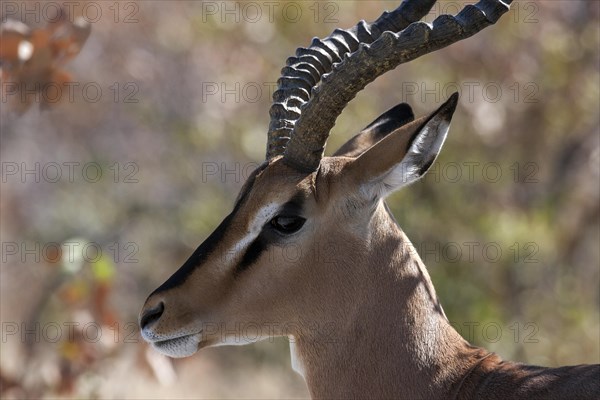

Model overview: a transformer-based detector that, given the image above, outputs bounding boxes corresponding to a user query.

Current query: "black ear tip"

[379,103,414,127]
[448,91,459,108]
[449,91,459,102]
[391,103,415,121]
[440,92,459,118]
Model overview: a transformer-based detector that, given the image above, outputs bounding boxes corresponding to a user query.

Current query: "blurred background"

[1,0,598,398]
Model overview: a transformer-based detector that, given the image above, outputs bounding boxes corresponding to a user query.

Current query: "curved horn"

[266,0,512,172]
[265,0,439,161]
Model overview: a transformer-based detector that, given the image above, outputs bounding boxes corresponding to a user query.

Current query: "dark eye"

[270,215,306,234]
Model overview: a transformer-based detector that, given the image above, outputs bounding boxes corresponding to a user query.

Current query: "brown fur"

[141,107,599,399]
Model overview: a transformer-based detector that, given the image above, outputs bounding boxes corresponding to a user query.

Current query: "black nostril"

[140,302,164,330]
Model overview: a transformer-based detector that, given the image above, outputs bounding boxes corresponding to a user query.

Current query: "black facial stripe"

[234,192,306,276]
[150,212,234,295]
[235,234,266,275]
[150,163,268,295]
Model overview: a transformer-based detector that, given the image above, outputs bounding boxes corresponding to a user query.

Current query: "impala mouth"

[148,331,203,358]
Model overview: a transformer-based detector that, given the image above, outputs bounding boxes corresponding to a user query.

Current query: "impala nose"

[140,301,164,330]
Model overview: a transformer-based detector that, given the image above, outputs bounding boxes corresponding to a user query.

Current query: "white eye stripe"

[250,203,280,232]
[221,203,281,265]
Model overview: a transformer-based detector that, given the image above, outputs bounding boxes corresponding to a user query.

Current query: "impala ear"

[333,103,415,158]
[346,93,458,200]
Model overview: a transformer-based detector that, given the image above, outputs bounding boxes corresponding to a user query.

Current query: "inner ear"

[333,103,415,158]
[344,93,459,200]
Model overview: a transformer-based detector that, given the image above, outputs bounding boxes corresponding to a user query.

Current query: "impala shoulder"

[458,355,600,400]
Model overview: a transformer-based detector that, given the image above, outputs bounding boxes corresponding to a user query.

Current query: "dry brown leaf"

[0,13,91,113]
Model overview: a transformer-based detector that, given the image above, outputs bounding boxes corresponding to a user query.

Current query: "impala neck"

[293,203,489,399]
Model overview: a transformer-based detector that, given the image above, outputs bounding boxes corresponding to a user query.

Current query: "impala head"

[140,0,510,358]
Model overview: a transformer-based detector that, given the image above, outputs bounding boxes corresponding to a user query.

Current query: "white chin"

[151,333,201,358]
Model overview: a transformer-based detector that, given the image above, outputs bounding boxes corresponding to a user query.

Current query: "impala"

[140,0,600,398]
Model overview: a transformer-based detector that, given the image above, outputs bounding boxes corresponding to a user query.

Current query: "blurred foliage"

[1,12,91,113]
[1,0,598,398]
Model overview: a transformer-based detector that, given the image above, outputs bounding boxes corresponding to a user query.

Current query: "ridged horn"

[265,0,439,162]
[266,0,512,172]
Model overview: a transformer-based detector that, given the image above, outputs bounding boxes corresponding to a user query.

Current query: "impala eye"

[270,215,306,234]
